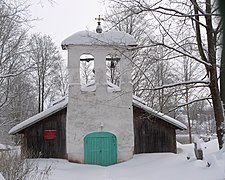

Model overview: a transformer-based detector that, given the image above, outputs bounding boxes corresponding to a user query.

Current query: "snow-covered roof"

[9,95,186,135]
[8,98,68,135]
[133,95,187,130]
[61,30,137,49]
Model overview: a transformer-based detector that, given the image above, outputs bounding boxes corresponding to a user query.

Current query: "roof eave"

[9,102,67,135]
[132,100,187,130]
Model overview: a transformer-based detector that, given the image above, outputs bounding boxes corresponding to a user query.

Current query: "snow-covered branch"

[168,97,212,113]
[0,63,36,79]
[0,119,17,128]
[135,80,209,91]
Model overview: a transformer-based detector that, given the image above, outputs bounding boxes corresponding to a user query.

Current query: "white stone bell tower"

[62,19,136,164]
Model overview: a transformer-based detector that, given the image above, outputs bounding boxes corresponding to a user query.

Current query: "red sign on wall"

[44,130,56,140]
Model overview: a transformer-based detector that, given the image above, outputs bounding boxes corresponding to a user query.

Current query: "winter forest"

[0,0,225,179]
[0,0,68,144]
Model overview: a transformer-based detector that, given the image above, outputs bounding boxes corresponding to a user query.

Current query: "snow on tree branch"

[0,63,36,79]
[135,80,209,91]
[168,97,212,113]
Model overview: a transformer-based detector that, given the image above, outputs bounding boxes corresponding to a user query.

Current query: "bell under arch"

[80,53,95,91]
[106,54,121,92]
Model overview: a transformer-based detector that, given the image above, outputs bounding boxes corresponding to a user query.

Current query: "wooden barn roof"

[9,97,68,135]
[132,96,187,130]
[9,96,186,135]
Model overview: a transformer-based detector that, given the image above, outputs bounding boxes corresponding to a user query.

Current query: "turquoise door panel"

[84,132,117,166]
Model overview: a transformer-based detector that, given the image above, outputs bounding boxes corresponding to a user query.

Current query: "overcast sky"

[30,0,106,54]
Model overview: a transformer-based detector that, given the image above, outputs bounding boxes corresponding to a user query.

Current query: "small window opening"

[106,54,121,92]
[80,54,95,91]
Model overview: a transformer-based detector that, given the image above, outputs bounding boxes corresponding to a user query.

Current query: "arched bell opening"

[80,54,96,91]
[106,54,121,92]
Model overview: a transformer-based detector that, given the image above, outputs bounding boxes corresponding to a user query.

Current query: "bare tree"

[0,0,40,145]
[105,6,179,113]
[106,0,224,148]
[50,64,68,97]
[28,33,64,112]
[190,100,216,135]
[0,0,68,145]
[0,0,31,109]
[80,61,95,85]
[0,149,52,180]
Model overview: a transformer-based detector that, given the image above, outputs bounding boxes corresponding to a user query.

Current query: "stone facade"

[66,43,134,163]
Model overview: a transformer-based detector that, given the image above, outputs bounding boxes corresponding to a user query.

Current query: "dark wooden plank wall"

[22,108,67,159]
[20,105,178,158]
[133,106,177,154]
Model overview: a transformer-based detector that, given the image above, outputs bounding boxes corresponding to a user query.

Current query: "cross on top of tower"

[95,15,104,23]
[95,15,104,33]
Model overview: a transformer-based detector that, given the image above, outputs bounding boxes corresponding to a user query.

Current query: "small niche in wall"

[106,54,121,92]
[80,54,96,91]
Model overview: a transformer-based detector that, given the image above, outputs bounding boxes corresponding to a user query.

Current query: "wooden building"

[22,108,67,158]
[133,97,184,154]
[11,99,68,158]
[9,96,186,159]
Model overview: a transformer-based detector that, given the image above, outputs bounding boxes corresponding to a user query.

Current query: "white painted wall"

[66,45,134,163]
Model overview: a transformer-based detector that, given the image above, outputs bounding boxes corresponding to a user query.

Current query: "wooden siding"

[19,105,179,159]
[22,108,67,159]
[133,106,177,154]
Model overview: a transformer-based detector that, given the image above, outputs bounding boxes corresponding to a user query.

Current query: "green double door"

[84,132,117,166]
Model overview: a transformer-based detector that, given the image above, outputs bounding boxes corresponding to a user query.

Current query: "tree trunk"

[186,88,192,143]
[209,69,224,149]
[193,0,224,149]
[41,74,44,112]
[220,47,225,109]
[38,76,41,113]
[219,0,225,147]
[206,0,224,149]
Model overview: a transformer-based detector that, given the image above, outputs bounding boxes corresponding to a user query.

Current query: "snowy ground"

[1,139,225,180]
[35,139,225,180]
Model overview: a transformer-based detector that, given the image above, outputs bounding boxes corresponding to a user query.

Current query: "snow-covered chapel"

[61,24,136,163]
[9,19,186,166]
